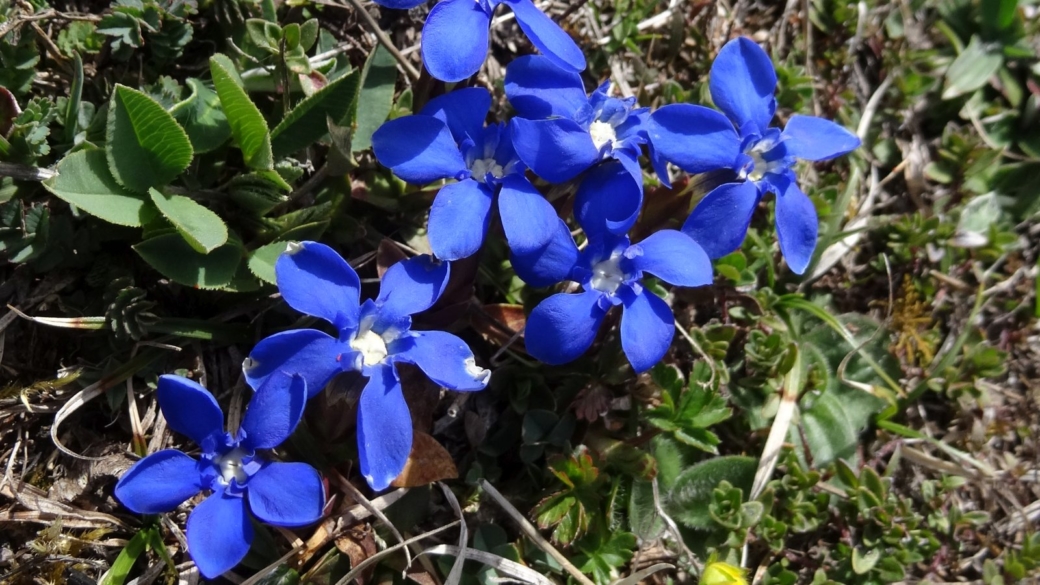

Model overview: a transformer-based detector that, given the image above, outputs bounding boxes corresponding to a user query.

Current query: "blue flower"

[512,219,712,373]
[373,88,558,260]
[506,55,663,235]
[243,242,490,490]
[647,37,861,274]
[115,374,324,579]
[372,0,585,82]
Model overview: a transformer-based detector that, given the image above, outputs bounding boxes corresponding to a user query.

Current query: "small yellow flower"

[700,559,748,585]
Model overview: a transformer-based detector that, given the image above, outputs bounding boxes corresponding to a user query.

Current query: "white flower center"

[470,157,505,181]
[589,120,617,150]
[216,448,249,484]
[589,255,625,295]
[746,140,782,181]
[351,328,389,367]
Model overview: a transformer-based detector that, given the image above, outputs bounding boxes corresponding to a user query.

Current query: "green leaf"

[148,188,228,253]
[980,0,1018,35]
[228,170,291,216]
[942,35,1003,99]
[134,232,243,289]
[666,455,757,529]
[105,84,194,193]
[64,52,84,145]
[271,70,361,158]
[100,528,151,585]
[628,479,665,540]
[852,547,881,575]
[170,78,232,153]
[351,43,397,152]
[43,149,150,226]
[247,240,287,284]
[798,390,858,466]
[210,53,273,170]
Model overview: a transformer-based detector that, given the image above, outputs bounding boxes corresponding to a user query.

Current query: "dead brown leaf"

[390,431,458,487]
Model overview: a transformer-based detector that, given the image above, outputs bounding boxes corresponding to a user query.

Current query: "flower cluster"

[372,36,859,370]
[113,30,859,580]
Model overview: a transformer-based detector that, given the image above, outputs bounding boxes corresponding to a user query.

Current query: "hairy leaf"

[271,69,361,158]
[148,188,228,253]
[210,53,273,170]
[106,84,193,193]
[43,149,150,227]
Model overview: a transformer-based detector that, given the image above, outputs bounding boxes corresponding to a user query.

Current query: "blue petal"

[422,0,492,82]
[620,288,674,373]
[157,375,224,448]
[186,492,253,579]
[371,0,426,7]
[648,139,672,189]
[505,0,586,74]
[504,55,588,119]
[376,255,450,325]
[275,241,360,332]
[781,114,861,161]
[648,103,741,174]
[681,181,760,259]
[498,174,557,254]
[510,218,579,287]
[629,230,713,287]
[614,147,644,188]
[574,160,643,238]
[241,373,307,451]
[245,329,347,399]
[428,179,494,261]
[419,87,492,144]
[391,330,490,391]
[510,118,600,183]
[709,37,777,136]
[115,450,201,514]
[524,289,607,365]
[247,462,325,526]
[774,177,818,275]
[357,364,411,490]
[372,116,468,184]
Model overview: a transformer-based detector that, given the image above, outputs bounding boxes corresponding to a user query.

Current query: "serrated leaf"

[43,149,150,226]
[943,35,1003,99]
[148,188,228,253]
[666,455,757,529]
[247,240,287,284]
[134,232,242,288]
[170,78,231,153]
[106,84,193,193]
[210,53,273,170]
[351,43,397,152]
[271,70,360,158]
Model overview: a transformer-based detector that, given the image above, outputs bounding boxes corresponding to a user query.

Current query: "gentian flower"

[512,218,712,373]
[243,242,490,490]
[506,55,663,234]
[373,88,558,260]
[372,0,585,82]
[648,37,861,274]
[115,374,324,579]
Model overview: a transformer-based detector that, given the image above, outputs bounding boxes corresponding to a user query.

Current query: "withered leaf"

[390,431,458,487]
